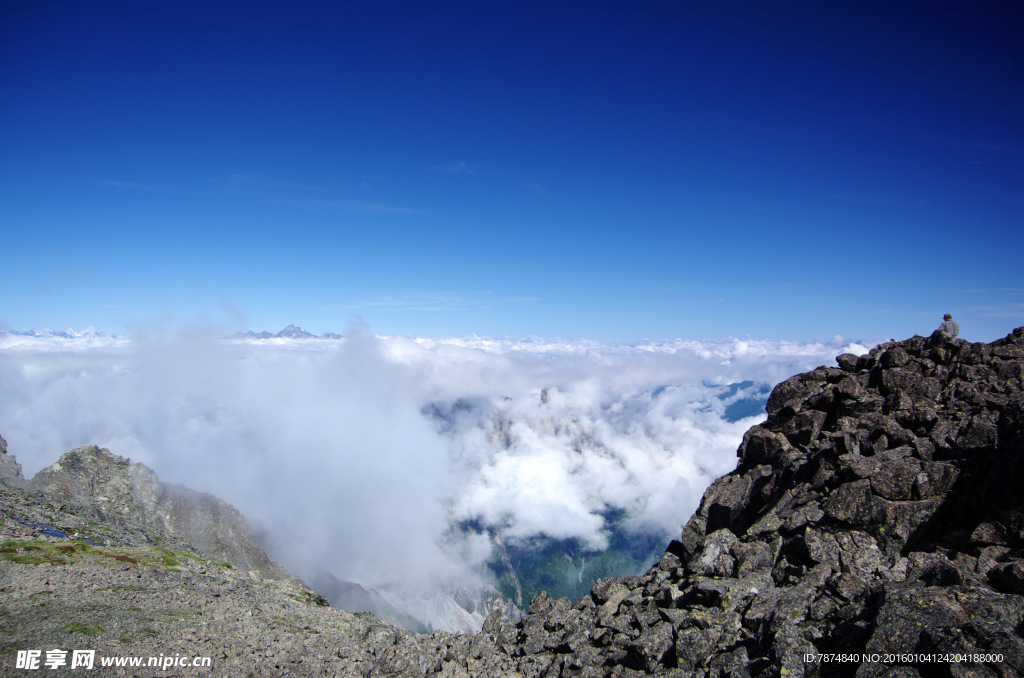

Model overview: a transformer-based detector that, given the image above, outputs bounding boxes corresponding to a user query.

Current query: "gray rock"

[0,433,25,487]
[3,326,1023,676]
[27,444,291,579]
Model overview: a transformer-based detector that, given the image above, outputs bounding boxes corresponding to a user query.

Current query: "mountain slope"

[2,327,1021,676]
[491,327,1024,676]
[26,445,291,580]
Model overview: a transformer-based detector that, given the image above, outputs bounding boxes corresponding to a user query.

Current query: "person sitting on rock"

[939,313,960,337]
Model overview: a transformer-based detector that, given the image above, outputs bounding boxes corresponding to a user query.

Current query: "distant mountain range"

[0,327,127,350]
[230,324,343,340]
[0,327,120,340]
[0,325,346,346]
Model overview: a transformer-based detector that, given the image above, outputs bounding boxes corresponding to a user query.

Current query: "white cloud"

[0,328,874,598]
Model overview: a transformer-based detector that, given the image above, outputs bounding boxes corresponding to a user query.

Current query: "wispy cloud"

[428,161,546,194]
[210,174,419,214]
[92,179,177,192]
[968,302,1024,318]
[430,160,480,175]
[329,291,494,313]
[515,177,545,193]
[51,266,95,282]
[94,180,146,189]
[340,200,419,215]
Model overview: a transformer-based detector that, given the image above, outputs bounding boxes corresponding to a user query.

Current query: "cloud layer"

[0,328,872,595]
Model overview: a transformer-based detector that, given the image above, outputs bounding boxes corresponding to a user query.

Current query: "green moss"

[284,586,315,601]
[156,552,180,567]
[1,540,97,567]
[0,539,211,572]
[98,551,138,565]
[0,541,71,566]
[63,621,105,636]
[150,546,202,567]
[1,540,34,550]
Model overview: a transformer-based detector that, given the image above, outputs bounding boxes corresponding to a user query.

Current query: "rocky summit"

[1,328,1023,677]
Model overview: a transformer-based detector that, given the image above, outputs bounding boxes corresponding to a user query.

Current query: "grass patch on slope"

[0,539,226,571]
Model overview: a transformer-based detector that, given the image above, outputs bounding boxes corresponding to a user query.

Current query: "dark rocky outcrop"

[480,328,1024,677]
[2,328,1022,676]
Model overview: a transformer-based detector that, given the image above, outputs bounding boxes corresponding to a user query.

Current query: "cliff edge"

[487,327,1024,677]
[1,328,1022,677]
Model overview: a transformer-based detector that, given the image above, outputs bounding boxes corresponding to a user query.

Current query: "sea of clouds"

[0,326,873,599]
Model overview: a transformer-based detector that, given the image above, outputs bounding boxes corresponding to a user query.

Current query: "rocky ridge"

[1,328,1022,676]
[472,328,1024,677]
[20,444,290,581]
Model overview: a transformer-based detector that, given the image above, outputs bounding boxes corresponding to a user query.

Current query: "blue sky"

[2,1,1021,342]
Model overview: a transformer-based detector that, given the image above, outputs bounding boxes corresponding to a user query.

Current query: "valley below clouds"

[0,327,873,626]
